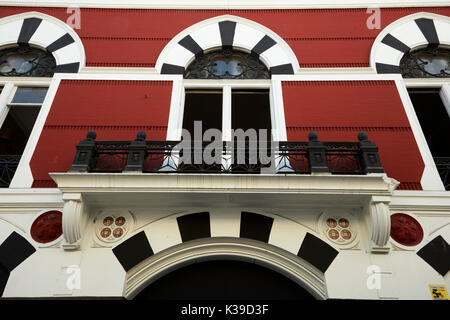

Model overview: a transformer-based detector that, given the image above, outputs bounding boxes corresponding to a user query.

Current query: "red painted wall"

[1,7,449,67]
[30,80,172,187]
[282,80,424,190]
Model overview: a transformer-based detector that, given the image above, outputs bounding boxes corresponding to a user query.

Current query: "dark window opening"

[232,89,271,141]
[408,88,450,190]
[134,260,316,300]
[0,106,40,155]
[232,89,272,172]
[408,88,450,157]
[0,87,47,187]
[182,89,222,141]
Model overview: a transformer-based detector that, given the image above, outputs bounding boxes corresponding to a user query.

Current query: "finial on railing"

[124,131,147,172]
[136,131,146,141]
[308,131,319,142]
[357,131,384,174]
[86,130,97,140]
[69,130,97,172]
[357,131,369,142]
[307,131,329,173]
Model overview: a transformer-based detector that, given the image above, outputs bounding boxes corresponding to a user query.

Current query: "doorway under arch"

[134,259,316,300]
[124,237,327,300]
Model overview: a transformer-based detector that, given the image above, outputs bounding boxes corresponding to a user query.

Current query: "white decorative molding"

[1,0,449,9]
[368,197,391,253]
[0,11,86,72]
[155,15,300,75]
[125,237,327,300]
[61,193,84,250]
[370,12,450,74]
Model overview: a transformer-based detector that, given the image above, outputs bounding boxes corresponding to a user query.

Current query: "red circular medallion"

[390,213,423,246]
[30,211,63,243]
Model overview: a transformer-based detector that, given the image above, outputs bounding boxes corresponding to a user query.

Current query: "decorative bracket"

[61,193,85,250]
[368,196,391,253]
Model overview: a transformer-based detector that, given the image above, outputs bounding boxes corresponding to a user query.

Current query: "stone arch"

[156,15,299,75]
[123,237,327,300]
[0,11,86,73]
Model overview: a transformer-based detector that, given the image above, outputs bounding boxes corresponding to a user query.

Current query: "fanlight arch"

[124,237,327,300]
[399,47,449,78]
[370,12,450,74]
[156,15,299,76]
[184,48,271,79]
[0,11,85,74]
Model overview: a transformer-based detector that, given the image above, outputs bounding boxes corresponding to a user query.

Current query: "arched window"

[184,49,270,79]
[400,47,450,78]
[0,45,56,77]
[0,45,55,187]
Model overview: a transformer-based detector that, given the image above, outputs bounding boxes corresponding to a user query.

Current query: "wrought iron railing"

[0,155,20,187]
[69,131,384,176]
[434,157,450,191]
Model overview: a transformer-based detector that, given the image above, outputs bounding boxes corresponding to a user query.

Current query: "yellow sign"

[429,285,449,300]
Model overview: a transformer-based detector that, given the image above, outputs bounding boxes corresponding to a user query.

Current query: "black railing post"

[307,131,329,173]
[358,131,384,174]
[69,131,97,172]
[124,131,147,172]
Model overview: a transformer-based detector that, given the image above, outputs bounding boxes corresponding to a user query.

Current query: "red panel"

[0,7,449,67]
[30,80,173,187]
[283,81,410,127]
[283,81,424,189]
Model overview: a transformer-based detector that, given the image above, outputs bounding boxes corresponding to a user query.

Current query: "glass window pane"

[11,87,48,104]
[0,45,56,77]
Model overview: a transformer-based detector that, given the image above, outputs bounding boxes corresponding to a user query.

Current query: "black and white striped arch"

[113,211,338,274]
[156,15,300,76]
[371,13,450,74]
[0,12,85,73]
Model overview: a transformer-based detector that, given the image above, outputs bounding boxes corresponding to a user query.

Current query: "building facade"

[0,1,449,300]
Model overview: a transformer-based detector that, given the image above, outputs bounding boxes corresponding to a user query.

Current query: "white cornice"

[50,172,396,200]
[0,0,449,9]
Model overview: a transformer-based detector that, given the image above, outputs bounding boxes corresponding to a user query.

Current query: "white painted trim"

[440,83,450,118]
[81,66,379,75]
[370,12,450,69]
[1,0,449,9]
[155,15,300,74]
[404,78,450,88]
[124,238,327,300]
[393,78,445,191]
[0,11,86,70]
[0,83,15,128]
[222,85,232,141]
[50,172,395,195]
[9,78,60,188]
[166,76,184,140]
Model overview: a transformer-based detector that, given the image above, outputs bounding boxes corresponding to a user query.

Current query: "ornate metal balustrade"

[434,157,450,190]
[0,155,20,187]
[69,131,385,175]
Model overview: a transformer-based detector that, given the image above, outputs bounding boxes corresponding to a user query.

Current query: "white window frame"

[404,79,450,119]
[168,79,288,143]
[0,77,52,188]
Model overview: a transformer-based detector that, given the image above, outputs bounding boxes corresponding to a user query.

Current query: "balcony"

[69,131,385,176]
[0,155,20,188]
[435,157,450,191]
